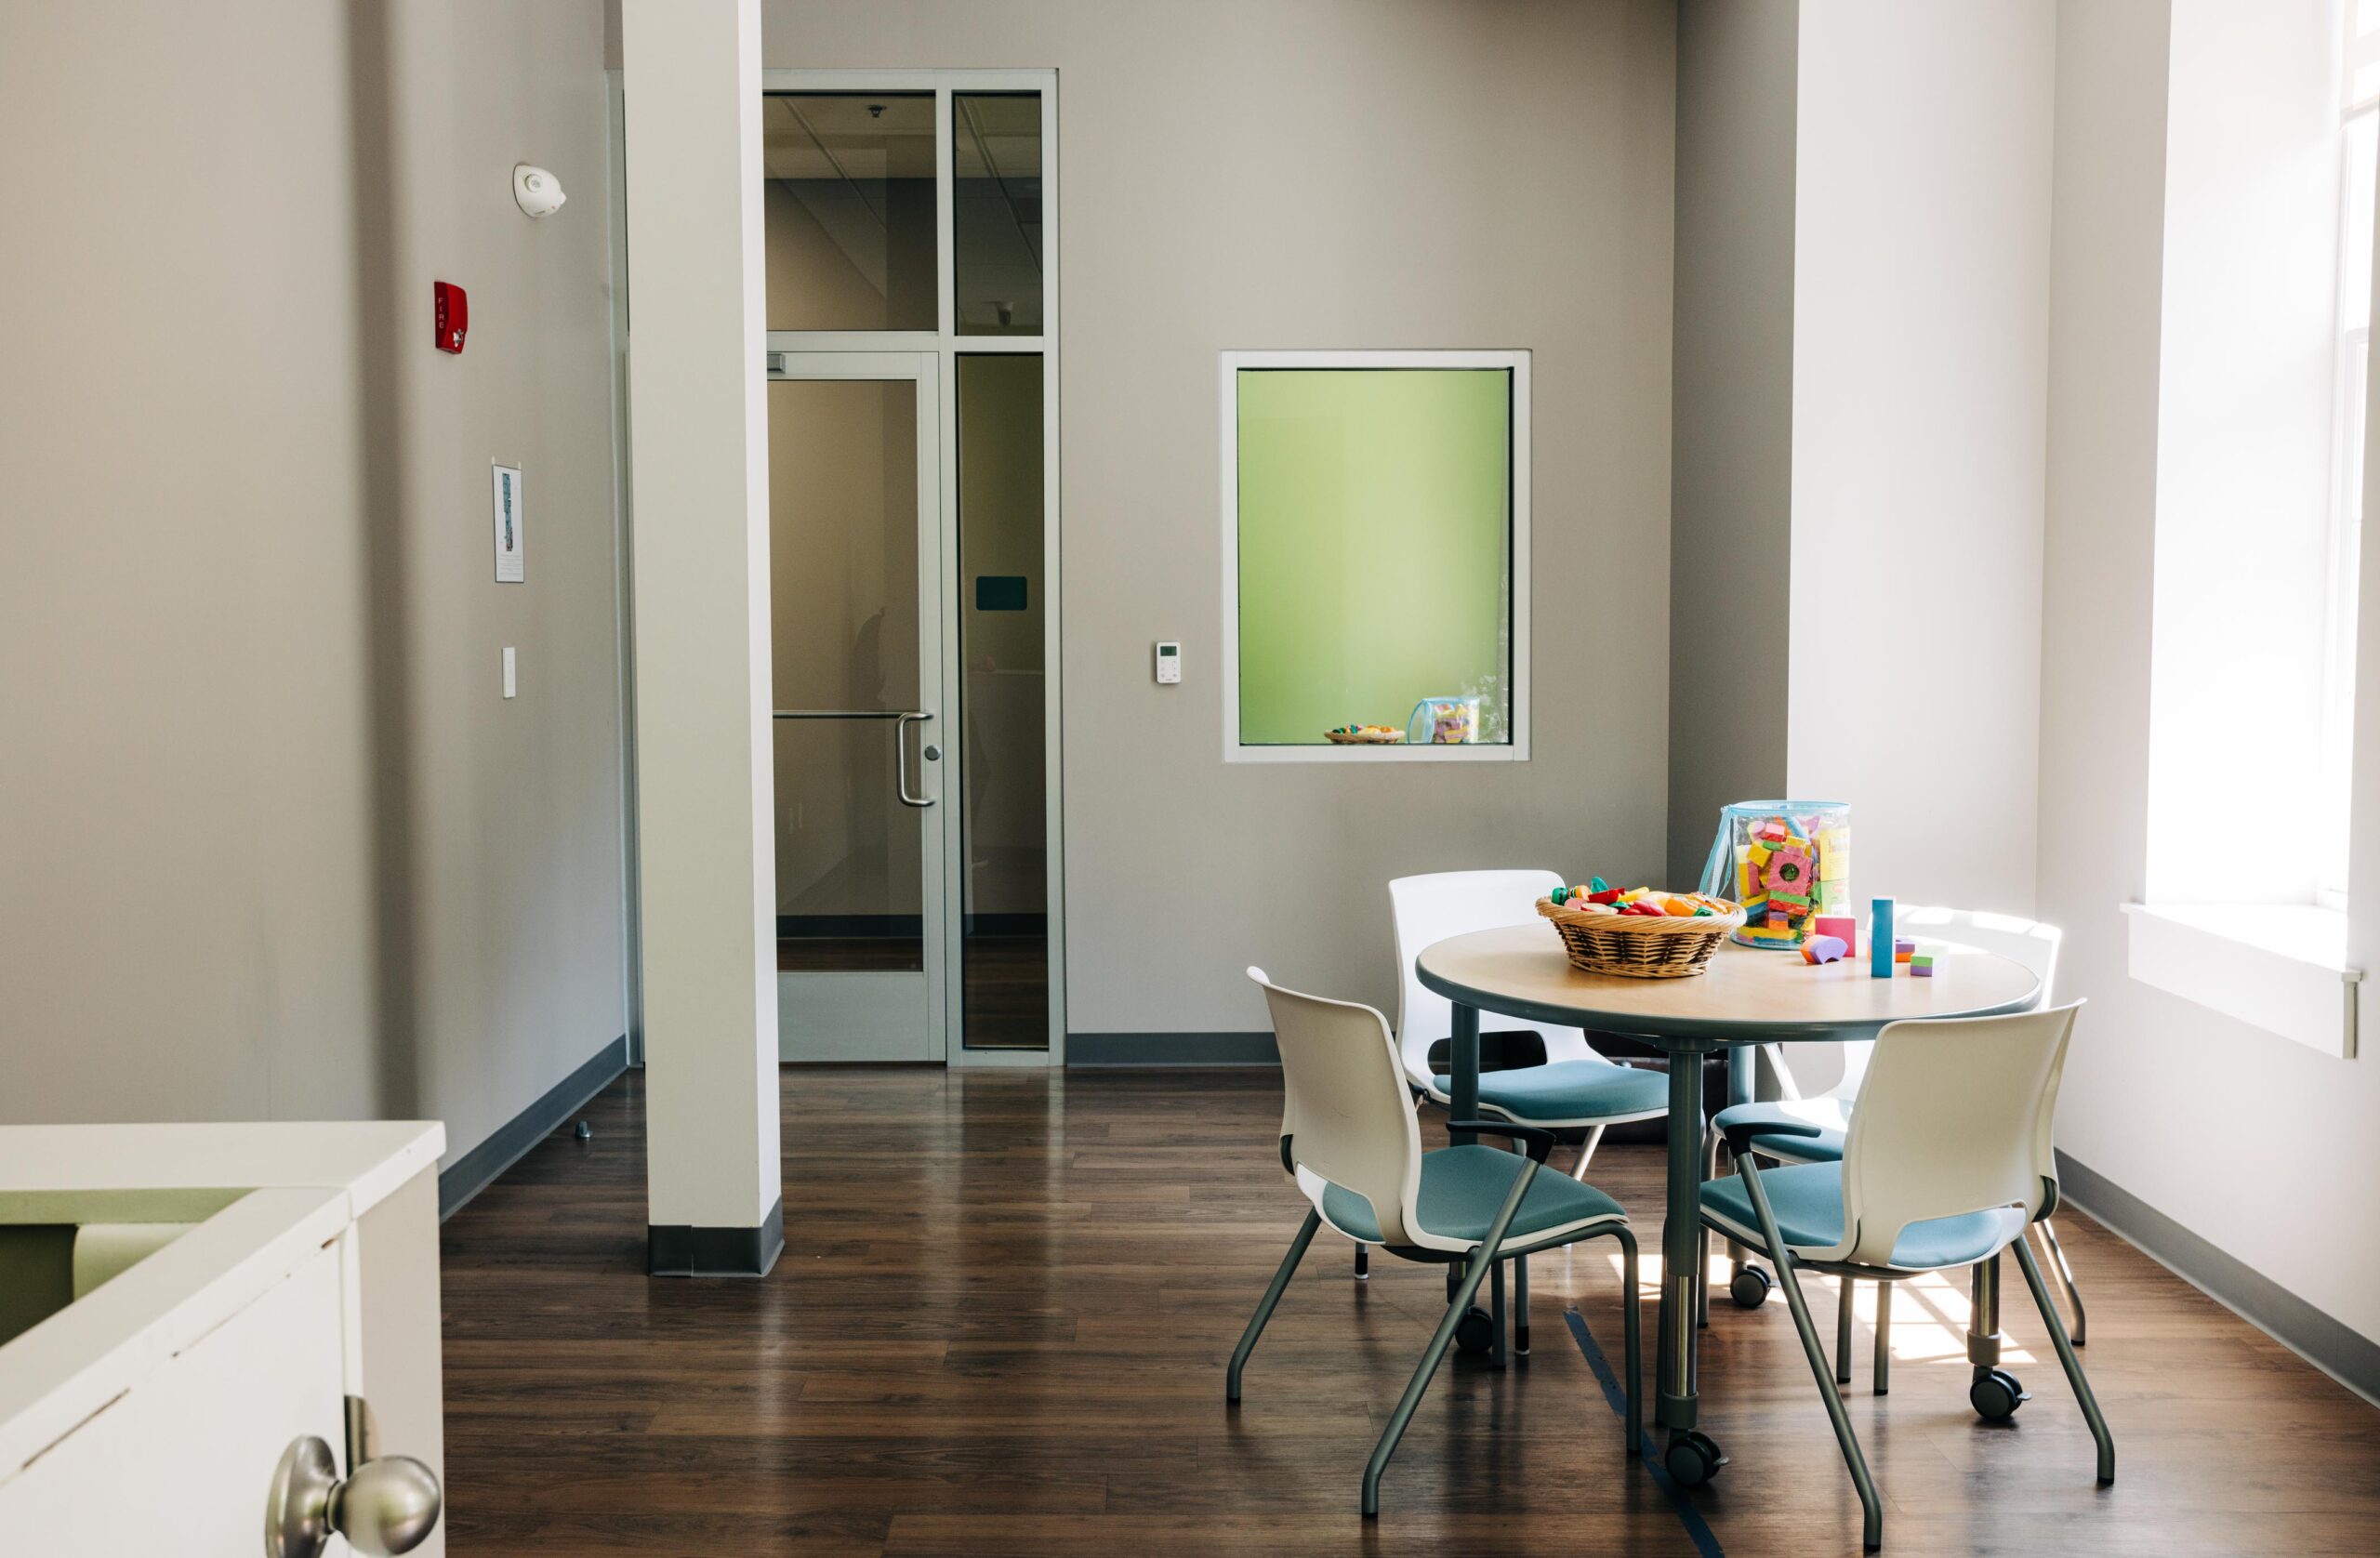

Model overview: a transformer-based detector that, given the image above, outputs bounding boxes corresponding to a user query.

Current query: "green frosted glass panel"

[1235,368,1514,746]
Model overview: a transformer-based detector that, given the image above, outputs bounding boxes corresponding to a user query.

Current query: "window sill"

[2122,902,2362,1058]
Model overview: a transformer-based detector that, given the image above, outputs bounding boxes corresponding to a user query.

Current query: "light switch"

[1155,641,1182,684]
[502,646,517,699]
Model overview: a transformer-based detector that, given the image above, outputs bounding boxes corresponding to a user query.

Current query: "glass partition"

[956,354,1049,1046]
[953,93,1043,337]
[763,93,937,332]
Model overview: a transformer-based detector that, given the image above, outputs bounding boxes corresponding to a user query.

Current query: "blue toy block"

[1871,897,1896,979]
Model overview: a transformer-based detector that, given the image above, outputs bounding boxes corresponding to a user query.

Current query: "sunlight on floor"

[1566,1243,2040,1365]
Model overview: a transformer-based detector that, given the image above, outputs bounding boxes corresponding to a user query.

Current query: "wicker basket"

[1324,728,1407,745]
[1535,895,1746,979]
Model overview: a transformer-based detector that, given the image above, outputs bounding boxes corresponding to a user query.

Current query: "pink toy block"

[1814,915,1858,955]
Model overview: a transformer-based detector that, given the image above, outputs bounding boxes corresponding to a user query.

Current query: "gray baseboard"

[438,1034,629,1221]
[2055,1149,2380,1406]
[1066,1032,1279,1066]
[648,1196,785,1278]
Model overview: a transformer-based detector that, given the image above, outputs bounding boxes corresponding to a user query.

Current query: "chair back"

[1389,870,1594,1085]
[1249,969,1424,1248]
[1766,906,2062,1103]
[1823,1001,2083,1269]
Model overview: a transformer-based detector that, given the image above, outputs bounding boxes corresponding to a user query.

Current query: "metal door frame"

[767,351,948,1062]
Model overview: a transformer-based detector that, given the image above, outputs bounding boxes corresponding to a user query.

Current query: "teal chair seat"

[1712,1100,1847,1163]
[1433,1058,1670,1125]
[1325,1144,1627,1249]
[1699,1161,2020,1273]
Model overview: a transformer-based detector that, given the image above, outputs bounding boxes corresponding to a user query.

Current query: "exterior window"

[1220,351,1529,762]
[2320,5,2380,903]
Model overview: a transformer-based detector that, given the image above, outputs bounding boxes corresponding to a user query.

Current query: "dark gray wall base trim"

[2056,1149,2380,1406]
[648,1196,786,1278]
[439,1035,628,1221]
[1067,1032,1280,1066]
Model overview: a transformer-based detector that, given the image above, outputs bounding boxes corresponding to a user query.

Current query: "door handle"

[266,1435,442,1557]
[895,712,936,808]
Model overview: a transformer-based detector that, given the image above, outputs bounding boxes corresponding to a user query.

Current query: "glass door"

[768,352,945,1061]
[761,68,1062,1065]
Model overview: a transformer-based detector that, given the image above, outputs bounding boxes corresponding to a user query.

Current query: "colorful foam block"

[1871,897,1896,978]
[1813,915,1858,954]
[1801,935,1848,965]
[1894,939,1915,963]
[1910,954,1936,978]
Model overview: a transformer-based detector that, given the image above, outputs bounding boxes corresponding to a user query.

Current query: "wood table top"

[1415,922,2042,1047]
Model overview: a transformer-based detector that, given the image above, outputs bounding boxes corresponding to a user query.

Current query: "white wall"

[2043,0,2380,1349]
[1784,0,2057,916]
[1667,1,2056,916]
[760,0,1681,1035]
[0,0,627,1173]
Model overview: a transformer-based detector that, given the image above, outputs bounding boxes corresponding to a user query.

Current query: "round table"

[1414,923,2041,1473]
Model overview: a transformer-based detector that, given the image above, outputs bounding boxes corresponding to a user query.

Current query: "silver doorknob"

[922,744,942,761]
[267,1435,442,1558]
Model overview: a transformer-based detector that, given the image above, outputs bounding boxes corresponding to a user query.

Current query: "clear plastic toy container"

[1696,800,1851,950]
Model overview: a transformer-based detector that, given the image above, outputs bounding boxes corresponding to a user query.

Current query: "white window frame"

[1217,349,1532,765]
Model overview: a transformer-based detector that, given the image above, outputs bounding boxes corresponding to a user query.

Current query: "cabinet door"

[0,1237,349,1556]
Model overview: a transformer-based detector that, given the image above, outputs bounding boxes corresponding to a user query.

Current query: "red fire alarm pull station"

[433,281,469,353]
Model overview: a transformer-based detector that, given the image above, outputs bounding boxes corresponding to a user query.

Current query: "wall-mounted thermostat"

[1155,641,1182,684]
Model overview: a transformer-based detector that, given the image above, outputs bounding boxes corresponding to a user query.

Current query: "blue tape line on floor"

[1565,1307,1726,1558]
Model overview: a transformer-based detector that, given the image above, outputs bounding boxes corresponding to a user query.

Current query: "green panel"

[1235,368,1513,746]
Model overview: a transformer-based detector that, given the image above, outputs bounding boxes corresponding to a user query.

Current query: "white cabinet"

[0,1124,445,1558]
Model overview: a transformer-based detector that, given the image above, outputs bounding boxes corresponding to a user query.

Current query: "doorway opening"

[762,70,1062,1066]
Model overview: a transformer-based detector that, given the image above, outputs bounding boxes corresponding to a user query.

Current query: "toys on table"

[1406,696,1480,746]
[1814,915,1858,955]
[1801,935,1849,965]
[1910,953,1936,979]
[1548,878,1732,919]
[1698,801,1852,950]
[1871,897,1896,979]
[1894,939,1915,964]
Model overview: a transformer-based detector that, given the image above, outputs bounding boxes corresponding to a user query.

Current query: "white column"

[621,0,781,1275]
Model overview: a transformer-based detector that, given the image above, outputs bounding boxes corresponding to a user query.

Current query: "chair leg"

[1364,1162,1539,1516]
[1835,1278,1856,1386]
[1491,1255,1509,1371]
[1616,1226,1643,1456]
[1696,1128,1717,1328]
[1696,1217,1712,1329]
[1354,1244,1368,1281]
[1873,1279,1892,1395]
[2013,1235,2115,1485]
[2036,1218,2087,1346]
[1227,1208,1321,1404]
[1569,1122,1607,1182]
[1739,1163,1884,1551]
[1515,1252,1530,1357]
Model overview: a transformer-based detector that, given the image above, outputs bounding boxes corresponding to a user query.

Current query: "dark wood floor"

[440,1068,2380,1556]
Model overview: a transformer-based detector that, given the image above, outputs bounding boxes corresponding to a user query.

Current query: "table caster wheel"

[1663,1429,1727,1486]
[1969,1367,2028,1421]
[1729,1264,1773,1309]
[1454,1306,1497,1355]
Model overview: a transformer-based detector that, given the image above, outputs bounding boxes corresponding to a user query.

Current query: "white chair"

[1229,969,1641,1519]
[1699,1002,2113,1551]
[1706,908,2088,1389]
[1383,870,1671,1352]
